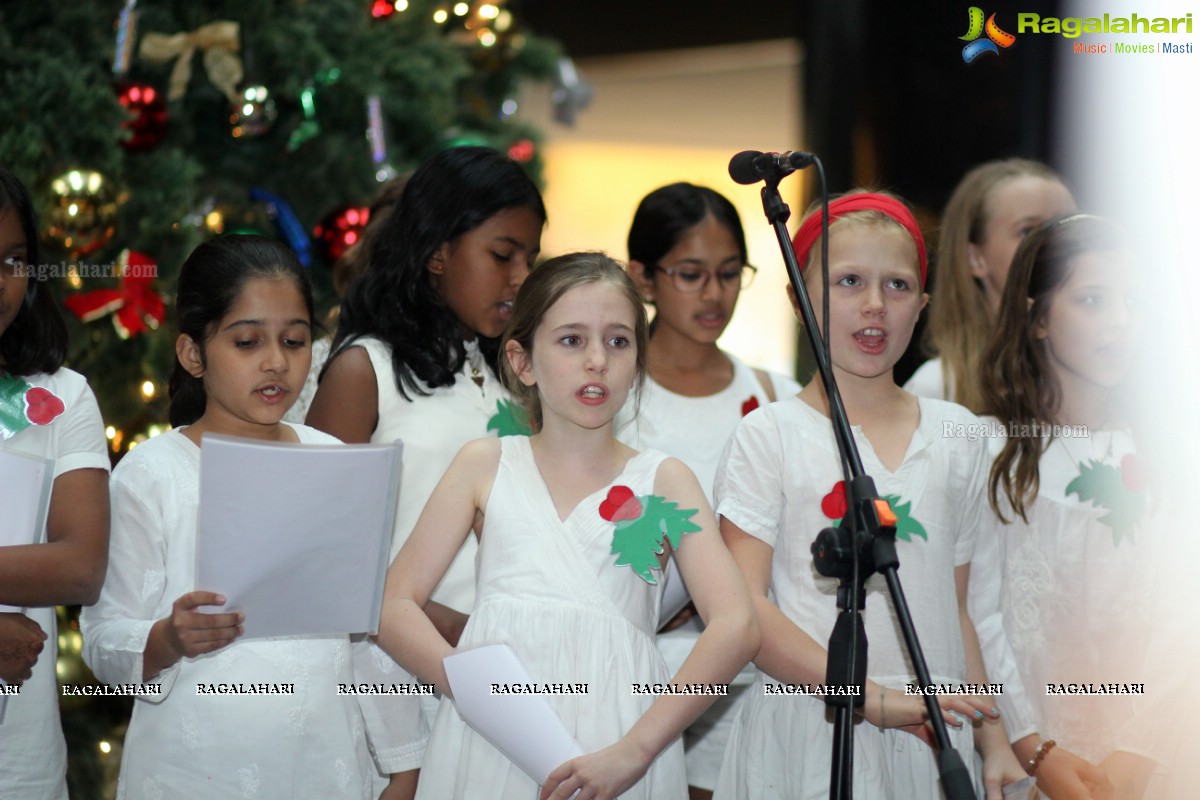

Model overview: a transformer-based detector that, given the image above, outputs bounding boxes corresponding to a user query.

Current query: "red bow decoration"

[64,250,165,339]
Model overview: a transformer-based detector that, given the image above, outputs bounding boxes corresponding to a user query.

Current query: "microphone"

[728,150,816,185]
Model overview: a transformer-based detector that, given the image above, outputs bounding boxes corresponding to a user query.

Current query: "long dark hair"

[0,166,68,375]
[627,182,746,335]
[981,214,1126,522]
[169,235,314,427]
[331,146,545,399]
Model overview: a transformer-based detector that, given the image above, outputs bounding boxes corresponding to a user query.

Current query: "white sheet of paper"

[195,434,401,640]
[657,557,691,631]
[0,448,54,614]
[443,643,584,785]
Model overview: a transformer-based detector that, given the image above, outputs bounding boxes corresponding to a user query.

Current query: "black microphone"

[728,150,817,185]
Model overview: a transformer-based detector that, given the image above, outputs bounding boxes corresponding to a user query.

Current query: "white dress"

[0,368,109,800]
[345,335,523,612]
[338,336,527,738]
[713,397,987,800]
[616,354,799,789]
[282,336,332,425]
[415,436,688,799]
[969,426,1157,763]
[902,357,950,402]
[80,425,381,799]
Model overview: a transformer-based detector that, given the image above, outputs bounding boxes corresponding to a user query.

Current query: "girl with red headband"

[712,191,1026,799]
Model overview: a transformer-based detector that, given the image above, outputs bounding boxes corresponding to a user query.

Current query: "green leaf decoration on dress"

[883,495,928,543]
[1064,457,1145,546]
[822,481,927,543]
[486,399,531,437]
[600,485,702,584]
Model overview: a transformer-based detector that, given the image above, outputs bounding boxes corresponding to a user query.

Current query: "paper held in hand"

[0,448,55,613]
[443,643,584,785]
[195,433,401,640]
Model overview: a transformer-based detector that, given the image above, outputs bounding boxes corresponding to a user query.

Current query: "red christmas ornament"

[64,250,165,339]
[507,139,535,163]
[370,0,395,18]
[116,79,168,151]
[313,205,370,264]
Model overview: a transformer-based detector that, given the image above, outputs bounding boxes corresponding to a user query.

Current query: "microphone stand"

[736,157,976,800]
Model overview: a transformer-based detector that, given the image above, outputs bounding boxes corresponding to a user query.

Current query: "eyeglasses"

[657,263,757,294]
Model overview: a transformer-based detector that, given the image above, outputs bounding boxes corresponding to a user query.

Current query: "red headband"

[790,193,928,287]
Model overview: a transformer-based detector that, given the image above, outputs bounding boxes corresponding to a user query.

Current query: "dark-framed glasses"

[657,263,757,294]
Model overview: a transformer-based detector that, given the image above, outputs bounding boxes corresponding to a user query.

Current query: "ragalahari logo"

[960,7,1017,62]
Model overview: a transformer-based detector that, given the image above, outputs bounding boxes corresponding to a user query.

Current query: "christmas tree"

[2,3,569,794]
[0,0,562,456]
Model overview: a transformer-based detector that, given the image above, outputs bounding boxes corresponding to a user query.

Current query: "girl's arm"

[0,379,111,607]
[956,563,1027,799]
[80,476,234,696]
[0,468,109,606]
[306,345,378,444]
[542,459,759,800]
[374,437,499,694]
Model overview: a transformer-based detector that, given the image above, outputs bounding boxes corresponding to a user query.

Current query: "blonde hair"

[501,252,648,432]
[927,158,1065,412]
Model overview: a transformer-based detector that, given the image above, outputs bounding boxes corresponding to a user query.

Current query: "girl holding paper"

[0,167,110,800]
[81,236,413,799]
[378,252,759,800]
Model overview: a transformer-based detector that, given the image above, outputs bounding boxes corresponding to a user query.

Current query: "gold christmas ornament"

[43,169,119,258]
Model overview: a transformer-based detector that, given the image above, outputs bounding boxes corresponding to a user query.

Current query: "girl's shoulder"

[111,428,196,486]
[284,422,343,446]
[915,394,981,428]
[728,353,801,402]
[903,358,949,401]
[17,366,100,408]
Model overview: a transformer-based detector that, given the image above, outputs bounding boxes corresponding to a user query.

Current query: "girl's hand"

[864,685,999,748]
[1035,746,1115,800]
[0,612,46,685]
[165,591,243,660]
[982,746,1028,800]
[538,738,652,800]
[376,770,418,800]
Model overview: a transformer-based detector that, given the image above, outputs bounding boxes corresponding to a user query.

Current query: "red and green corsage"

[0,373,66,440]
[820,480,927,543]
[599,485,701,584]
[1064,455,1147,546]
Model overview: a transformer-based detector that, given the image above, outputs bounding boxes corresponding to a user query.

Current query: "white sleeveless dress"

[415,436,688,799]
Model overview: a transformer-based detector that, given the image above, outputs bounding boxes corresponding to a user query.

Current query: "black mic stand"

[735,156,976,800]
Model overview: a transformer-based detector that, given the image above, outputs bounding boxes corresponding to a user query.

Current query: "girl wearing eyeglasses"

[619,182,799,800]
